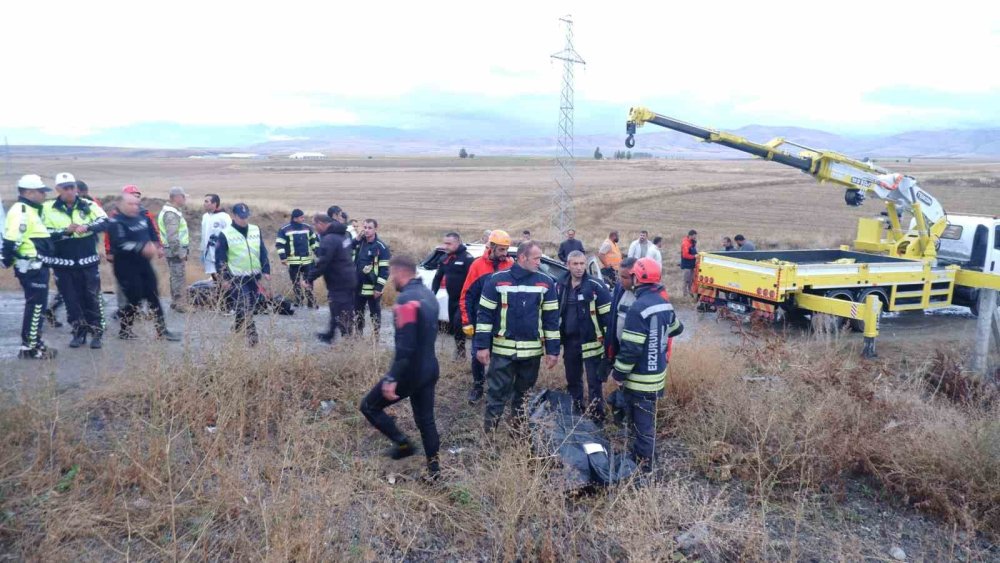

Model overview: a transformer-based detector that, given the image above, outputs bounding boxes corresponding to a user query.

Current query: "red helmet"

[633,257,662,284]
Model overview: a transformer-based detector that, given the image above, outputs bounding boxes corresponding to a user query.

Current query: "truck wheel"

[850,289,887,332]
[811,290,856,334]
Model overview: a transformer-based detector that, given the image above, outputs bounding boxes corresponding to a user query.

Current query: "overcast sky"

[2,0,999,143]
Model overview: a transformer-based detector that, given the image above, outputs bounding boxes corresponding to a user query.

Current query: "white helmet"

[54,172,77,188]
[17,174,50,191]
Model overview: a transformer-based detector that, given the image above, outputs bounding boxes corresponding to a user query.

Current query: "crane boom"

[625,107,948,247]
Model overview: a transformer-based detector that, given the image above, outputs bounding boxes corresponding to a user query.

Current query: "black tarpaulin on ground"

[528,389,637,490]
[187,279,294,315]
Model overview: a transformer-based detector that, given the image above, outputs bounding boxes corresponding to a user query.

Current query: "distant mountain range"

[6,122,1000,158]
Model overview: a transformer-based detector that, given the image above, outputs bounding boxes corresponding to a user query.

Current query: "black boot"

[44,309,63,328]
[157,330,182,342]
[18,344,57,360]
[69,326,87,348]
[467,385,484,404]
[89,331,103,349]
[425,456,441,482]
[387,439,416,460]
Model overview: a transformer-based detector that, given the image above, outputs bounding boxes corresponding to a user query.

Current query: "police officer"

[430,231,473,359]
[2,175,57,359]
[276,208,318,308]
[353,218,390,336]
[43,172,110,349]
[475,240,560,432]
[107,193,180,341]
[359,255,441,479]
[157,186,190,312]
[608,257,684,473]
[307,213,356,343]
[215,203,270,347]
[559,250,612,421]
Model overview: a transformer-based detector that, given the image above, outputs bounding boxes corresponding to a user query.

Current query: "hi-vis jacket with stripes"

[353,235,390,296]
[275,221,318,265]
[558,273,612,359]
[611,283,684,394]
[474,263,561,359]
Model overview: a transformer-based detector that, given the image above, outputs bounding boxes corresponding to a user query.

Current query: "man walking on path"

[158,186,191,312]
[308,214,356,343]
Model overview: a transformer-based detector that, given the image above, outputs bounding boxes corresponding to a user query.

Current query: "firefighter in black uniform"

[43,172,111,349]
[359,255,442,479]
[307,214,357,343]
[2,175,58,359]
[276,208,318,308]
[107,193,181,341]
[353,218,390,335]
[559,250,613,421]
[608,257,684,472]
[430,231,473,358]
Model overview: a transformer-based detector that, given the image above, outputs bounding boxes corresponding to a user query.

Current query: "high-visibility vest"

[223,224,262,276]
[4,202,50,258]
[603,239,622,269]
[157,205,190,247]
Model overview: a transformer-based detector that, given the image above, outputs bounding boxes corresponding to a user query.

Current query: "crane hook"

[625,134,635,149]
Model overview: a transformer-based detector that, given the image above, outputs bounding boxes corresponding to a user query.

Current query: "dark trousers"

[355,293,382,334]
[288,263,315,307]
[484,355,540,431]
[53,265,104,335]
[15,267,49,349]
[563,336,605,418]
[326,292,354,341]
[447,296,465,353]
[231,276,259,339]
[624,389,658,466]
[114,259,167,335]
[359,378,440,462]
[47,291,64,322]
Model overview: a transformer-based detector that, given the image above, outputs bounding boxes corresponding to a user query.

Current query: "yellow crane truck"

[625,107,1000,357]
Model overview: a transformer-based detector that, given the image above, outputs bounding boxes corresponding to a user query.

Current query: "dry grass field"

[1,156,999,560]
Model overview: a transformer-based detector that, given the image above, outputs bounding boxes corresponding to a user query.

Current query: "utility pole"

[551,15,585,238]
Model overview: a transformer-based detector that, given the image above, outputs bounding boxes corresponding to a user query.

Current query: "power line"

[550,15,585,238]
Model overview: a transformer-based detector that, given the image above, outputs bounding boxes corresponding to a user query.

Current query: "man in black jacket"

[431,232,473,357]
[557,229,585,263]
[307,214,357,343]
[107,194,180,341]
[359,255,441,479]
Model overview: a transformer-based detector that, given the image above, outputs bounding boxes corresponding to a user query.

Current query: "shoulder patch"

[394,301,420,328]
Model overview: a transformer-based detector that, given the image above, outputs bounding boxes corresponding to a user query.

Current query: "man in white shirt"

[200,193,231,279]
[627,230,656,260]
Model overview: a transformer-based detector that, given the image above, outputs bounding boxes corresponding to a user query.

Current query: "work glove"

[462,324,475,337]
[597,357,613,383]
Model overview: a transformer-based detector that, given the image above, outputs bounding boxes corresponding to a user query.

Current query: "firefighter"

[431,231,473,359]
[215,203,270,347]
[43,172,110,349]
[559,250,612,421]
[358,255,441,480]
[458,229,513,404]
[276,208,319,308]
[475,240,560,432]
[157,186,191,312]
[608,257,684,472]
[353,218,390,336]
[2,175,58,359]
[307,213,356,343]
[108,193,180,341]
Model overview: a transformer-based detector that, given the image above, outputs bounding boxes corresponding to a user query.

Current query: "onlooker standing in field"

[43,172,110,349]
[459,229,513,404]
[521,230,531,243]
[108,193,180,342]
[559,250,612,421]
[308,214,356,343]
[557,229,585,263]
[598,230,623,282]
[276,208,319,308]
[158,186,191,312]
[649,236,664,264]
[215,203,270,346]
[353,218,391,336]
[722,236,735,251]
[734,234,755,251]
[431,231,474,358]
[2,175,58,359]
[200,193,231,279]
[475,241,560,432]
[627,230,653,260]
[680,229,698,297]
[358,255,442,480]
[478,229,492,244]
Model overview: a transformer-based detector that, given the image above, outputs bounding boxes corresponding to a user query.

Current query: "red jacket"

[459,253,513,326]
[680,236,698,269]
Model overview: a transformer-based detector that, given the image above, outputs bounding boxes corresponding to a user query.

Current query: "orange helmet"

[488,229,512,246]
[633,257,662,285]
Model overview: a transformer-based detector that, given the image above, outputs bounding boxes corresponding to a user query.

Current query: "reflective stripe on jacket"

[612,283,683,393]
[473,263,560,359]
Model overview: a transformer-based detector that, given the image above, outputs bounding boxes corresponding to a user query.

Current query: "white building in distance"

[289,152,326,160]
